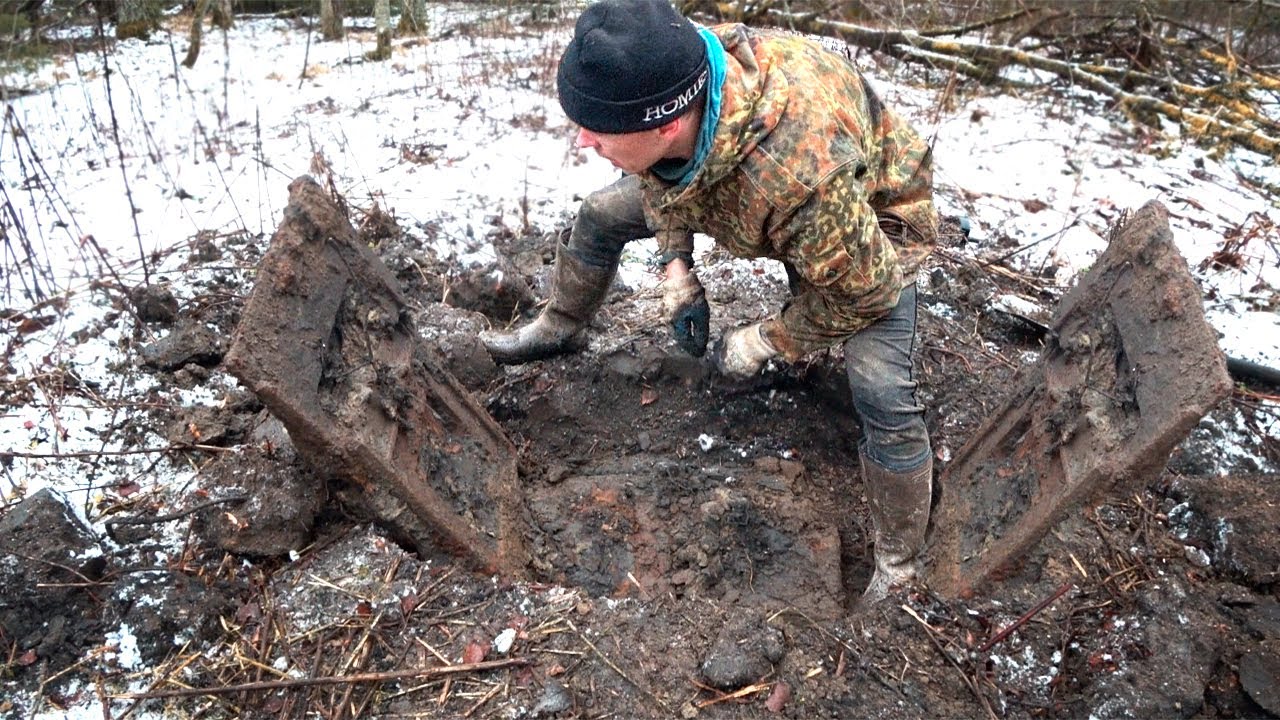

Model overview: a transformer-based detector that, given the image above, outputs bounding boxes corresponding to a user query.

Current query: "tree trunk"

[182,0,211,68]
[397,0,427,36]
[210,0,233,31]
[319,0,342,41]
[371,0,391,60]
[116,0,160,40]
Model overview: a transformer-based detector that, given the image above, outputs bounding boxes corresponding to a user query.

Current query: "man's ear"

[657,116,686,139]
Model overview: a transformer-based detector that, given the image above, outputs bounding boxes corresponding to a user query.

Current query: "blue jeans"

[844,282,931,472]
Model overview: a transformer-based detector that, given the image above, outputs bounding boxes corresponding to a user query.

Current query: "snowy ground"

[1,5,1278,716]
[5,0,1278,545]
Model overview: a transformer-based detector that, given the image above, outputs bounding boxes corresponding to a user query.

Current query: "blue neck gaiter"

[653,27,726,186]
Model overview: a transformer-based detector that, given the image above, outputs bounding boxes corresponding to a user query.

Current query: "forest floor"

[1,4,1279,719]
[2,201,1278,720]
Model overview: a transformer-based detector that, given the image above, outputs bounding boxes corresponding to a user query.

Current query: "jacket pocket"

[803,233,857,288]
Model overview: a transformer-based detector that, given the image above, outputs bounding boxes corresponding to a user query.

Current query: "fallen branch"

[2,443,233,460]
[900,604,998,720]
[691,678,772,708]
[977,581,1074,653]
[105,495,248,532]
[759,8,1280,160]
[115,658,530,699]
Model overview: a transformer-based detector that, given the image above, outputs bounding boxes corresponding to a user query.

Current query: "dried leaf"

[462,641,487,664]
[400,594,419,616]
[235,601,261,625]
[14,316,56,334]
[765,682,791,712]
[18,649,38,666]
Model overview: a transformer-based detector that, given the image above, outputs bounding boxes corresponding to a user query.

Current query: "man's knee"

[568,181,647,266]
[862,422,930,472]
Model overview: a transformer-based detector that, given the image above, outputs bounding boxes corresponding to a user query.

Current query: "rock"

[699,614,786,690]
[1166,475,1280,586]
[109,569,234,667]
[1088,590,1220,719]
[531,680,572,717]
[1244,600,1280,641]
[197,446,325,557]
[248,411,297,460]
[0,489,107,671]
[129,283,180,324]
[139,321,225,370]
[1239,640,1280,715]
[166,405,236,446]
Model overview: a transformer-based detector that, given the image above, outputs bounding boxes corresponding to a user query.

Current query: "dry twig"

[116,658,530,700]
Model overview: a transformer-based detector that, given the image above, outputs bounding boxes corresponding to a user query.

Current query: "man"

[480,0,936,603]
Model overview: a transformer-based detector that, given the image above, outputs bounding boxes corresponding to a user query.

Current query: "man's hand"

[712,322,778,379]
[661,271,710,357]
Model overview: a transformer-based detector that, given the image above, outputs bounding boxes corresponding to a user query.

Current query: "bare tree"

[320,0,343,41]
[371,0,391,60]
[398,0,427,36]
[207,0,232,30]
[116,0,160,40]
[182,0,233,68]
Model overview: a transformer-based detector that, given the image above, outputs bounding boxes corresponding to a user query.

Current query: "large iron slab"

[225,177,524,575]
[929,201,1232,596]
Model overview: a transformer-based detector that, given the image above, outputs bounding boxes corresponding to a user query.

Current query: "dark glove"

[661,273,710,357]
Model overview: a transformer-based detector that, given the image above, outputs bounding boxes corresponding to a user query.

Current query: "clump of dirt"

[1,206,1277,720]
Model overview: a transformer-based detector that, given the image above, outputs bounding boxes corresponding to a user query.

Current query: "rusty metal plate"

[225,177,524,576]
[929,201,1232,596]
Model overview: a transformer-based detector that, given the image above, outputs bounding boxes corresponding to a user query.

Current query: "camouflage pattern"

[641,25,937,362]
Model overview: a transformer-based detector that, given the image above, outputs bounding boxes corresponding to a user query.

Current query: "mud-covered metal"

[928,201,1232,597]
[225,177,525,576]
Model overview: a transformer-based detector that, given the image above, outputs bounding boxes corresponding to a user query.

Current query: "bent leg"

[845,282,932,605]
[843,283,930,471]
[480,175,650,364]
[568,174,651,269]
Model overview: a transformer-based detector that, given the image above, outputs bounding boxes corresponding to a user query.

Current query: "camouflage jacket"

[640,25,936,362]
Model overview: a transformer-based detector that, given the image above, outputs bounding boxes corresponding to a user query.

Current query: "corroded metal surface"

[929,201,1232,597]
[226,176,524,576]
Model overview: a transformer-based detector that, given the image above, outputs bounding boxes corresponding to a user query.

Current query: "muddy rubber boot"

[480,241,616,364]
[859,452,932,606]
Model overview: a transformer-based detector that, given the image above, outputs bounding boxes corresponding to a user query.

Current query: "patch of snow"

[105,623,143,671]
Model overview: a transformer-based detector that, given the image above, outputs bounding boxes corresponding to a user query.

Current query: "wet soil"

[1,210,1278,720]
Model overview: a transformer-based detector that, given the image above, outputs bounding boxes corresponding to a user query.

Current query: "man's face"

[576,126,668,174]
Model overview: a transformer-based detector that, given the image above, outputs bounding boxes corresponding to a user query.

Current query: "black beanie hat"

[557,0,710,134]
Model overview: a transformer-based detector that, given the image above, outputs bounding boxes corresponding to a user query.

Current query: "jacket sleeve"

[761,164,904,362]
[654,228,695,267]
[641,191,696,267]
